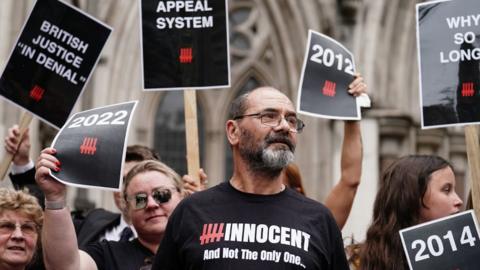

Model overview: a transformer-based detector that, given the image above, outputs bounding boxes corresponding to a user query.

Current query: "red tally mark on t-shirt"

[30,85,45,102]
[200,223,224,245]
[179,47,193,63]
[322,80,336,97]
[462,82,475,97]
[80,137,98,155]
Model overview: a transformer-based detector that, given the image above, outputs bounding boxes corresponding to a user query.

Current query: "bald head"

[229,87,291,119]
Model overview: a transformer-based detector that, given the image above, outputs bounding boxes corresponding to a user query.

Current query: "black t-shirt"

[152,182,349,269]
[83,239,154,270]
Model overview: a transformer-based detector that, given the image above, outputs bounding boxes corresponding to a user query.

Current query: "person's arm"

[5,124,46,208]
[324,121,362,229]
[35,147,97,270]
[324,74,365,229]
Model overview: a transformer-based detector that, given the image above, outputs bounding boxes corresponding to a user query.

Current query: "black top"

[153,181,349,269]
[10,168,45,209]
[83,238,154,270]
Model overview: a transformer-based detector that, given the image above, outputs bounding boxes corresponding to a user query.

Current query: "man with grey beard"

[153,85,364,269]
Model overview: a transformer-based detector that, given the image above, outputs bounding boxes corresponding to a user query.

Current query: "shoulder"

[283,188,340,231]
[83,208,121,221]
[179,182,229,205]
[285,187,332,213]
[84,239,153,256]
[82,240,153,270]
[73,208,121,237]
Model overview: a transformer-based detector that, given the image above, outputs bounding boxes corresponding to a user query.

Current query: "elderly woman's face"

[0,210,38,268]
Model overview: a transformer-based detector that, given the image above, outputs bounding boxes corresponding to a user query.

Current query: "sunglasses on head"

[127,188,174,210]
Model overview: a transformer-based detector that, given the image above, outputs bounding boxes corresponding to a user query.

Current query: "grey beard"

[240,146,294,178]
[238,128,295,177]
[261,148,294,171]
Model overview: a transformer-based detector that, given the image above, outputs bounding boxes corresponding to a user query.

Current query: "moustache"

[265,134,295,151]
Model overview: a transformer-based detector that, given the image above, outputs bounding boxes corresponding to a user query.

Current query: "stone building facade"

[0,0,471,241]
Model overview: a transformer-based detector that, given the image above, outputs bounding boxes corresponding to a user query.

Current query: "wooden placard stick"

[465,125,480,222]
[183,90,200,184]
[0,111,33,180]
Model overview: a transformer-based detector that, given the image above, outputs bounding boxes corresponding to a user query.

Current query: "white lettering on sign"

[156,16,213,29]
[68,110,128,128]
[411,226,477,262]
[36,52,78,84]
[156,0,212,13]
[155,0,214,29]
[446,14,480,29]
[439,47,480,63]
[309,44,355,75]
[40,20,89,54]
[453,31,476,45]
[32,34,83,68]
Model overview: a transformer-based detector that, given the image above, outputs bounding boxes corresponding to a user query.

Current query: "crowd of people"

[0,74,469,270]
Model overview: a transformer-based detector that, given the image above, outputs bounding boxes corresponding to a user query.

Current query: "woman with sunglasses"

[35,148,185,270]
[0,188,43,270]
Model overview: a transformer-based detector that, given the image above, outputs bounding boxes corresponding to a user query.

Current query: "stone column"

[378,117,411,175]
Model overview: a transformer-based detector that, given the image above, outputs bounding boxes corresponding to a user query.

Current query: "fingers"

[348,73,367,97]
[20,128,30,145]
[4,125,30,156]
[34,148,66,201]
[182,168,209,196]
[4,125,20,154]
[199,168,208,187]
[35,148,61,172]
[182,175,200,192]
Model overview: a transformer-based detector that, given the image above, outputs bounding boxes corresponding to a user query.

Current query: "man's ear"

[226,120,240,146]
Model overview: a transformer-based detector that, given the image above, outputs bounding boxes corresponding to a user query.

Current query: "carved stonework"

[416,129,445,155]
[338,0,362,24]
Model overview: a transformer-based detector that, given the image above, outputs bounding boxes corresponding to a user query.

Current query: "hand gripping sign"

[139,0,230,90]
[0,0,112,128]
[49,101,138,191]
[400,210,480,270]
[417,0,480,128]
[297,30,368,120]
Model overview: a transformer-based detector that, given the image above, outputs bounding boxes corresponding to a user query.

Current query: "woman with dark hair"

[357,155,463,270]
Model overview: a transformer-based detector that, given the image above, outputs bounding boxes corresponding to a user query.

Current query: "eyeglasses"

[126,188,174,210]
[234,111,305,133]
[0,220,39,236]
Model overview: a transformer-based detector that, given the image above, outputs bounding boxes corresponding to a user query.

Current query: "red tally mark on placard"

[30,85,45,102]
[462,82,475,97]
[179,47,193,63]
[80,137,98,155]
[322,80,336,97]
[199,223,224,245]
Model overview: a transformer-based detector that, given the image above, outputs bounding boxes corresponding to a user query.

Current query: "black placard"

[417,0,480,128]
[140,0,230,90]
[297,30,360,120]
[400,210,480,270]
[0,0,112,129]
[50,101,137,190]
